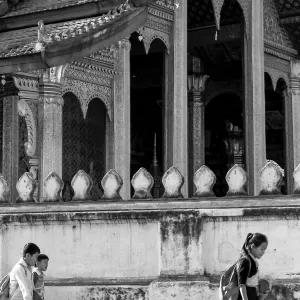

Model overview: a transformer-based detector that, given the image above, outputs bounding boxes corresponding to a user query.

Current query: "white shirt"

[9,258,34,300]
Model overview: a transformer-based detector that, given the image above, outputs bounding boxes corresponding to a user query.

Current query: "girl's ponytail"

[242,233,253,252]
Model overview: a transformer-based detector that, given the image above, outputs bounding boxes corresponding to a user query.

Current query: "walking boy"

[33,254,49,300]
[9,243,40,300]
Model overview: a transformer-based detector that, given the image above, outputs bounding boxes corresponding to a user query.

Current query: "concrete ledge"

[0,196,300,214]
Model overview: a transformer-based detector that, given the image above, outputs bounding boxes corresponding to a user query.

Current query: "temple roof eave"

[0,6,148,74]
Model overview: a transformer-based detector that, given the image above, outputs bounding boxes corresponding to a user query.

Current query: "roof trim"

[0,6,148,74]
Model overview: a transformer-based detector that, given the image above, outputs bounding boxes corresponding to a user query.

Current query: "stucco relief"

[263,0,293,48]
[138,26,170,54]
[63,77,112,120]
[211,0,249,39]
[264,67,289,91]
[17,99,37,157]
[204,81,243,105]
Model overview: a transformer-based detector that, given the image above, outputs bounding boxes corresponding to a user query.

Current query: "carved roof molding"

[17,98,37,157]
[264,40,298,61]
[264,0,293,48]
[204,80,243,106]
[148,6,174,21]
[89,48,116,65]
[64,62,115,86]
[144,14,172,34]
[138,25,170,54]
[155,0,175,11]
[12,75,39,93]
[62,77,112,120]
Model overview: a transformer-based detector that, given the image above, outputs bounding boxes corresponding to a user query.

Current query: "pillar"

[289,61,300,191]
[113,39,131,200]
[173,0,188,197]
[187,74,209,196]
[38,67,64,201]
[243,0,266,195]
[2,95,19,203]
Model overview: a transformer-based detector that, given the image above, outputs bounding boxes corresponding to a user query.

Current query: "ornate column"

[38,67,65,201]
[113,39,131,199]
[13,75,39,199]
[243,0,266,195]
[172,0,188,197]
[2,91,19,203]
[289,61,300,190]
[187,73,209,196]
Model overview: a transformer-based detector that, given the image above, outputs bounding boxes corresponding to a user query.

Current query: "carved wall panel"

[264,0,293,48]
[138,3,173,54]
[264,55,289,90]
[62,77,112,120]
[17,99,37,157]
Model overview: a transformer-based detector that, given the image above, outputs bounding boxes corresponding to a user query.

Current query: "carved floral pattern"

[264,0,293,48]
[17,99,37,157]
[63,77,112,120]
[138,26,170,54]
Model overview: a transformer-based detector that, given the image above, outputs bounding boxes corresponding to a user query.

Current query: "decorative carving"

[148,7,174,21]
[144,15,172,34]
[211,0,225,31]
[13,76,38,92]
[63,77,112,120]
[162,166,184,198]
[138,26,170,54]
[187,74,209,93]
[193,165,216,198]
[259,160,284,195]
[265,65,289,90]
[17,99,37,157]
[131,167,154,199]
[0,174,9,202]
[263,0,293,48]
[293,164,300,194]
[40,66,68,84]
[71,170,93,201]
[204,80,242,105]
[16,172,36,203]
[65,61,115,84]
[225,164,247,196]
[211,0,249,39]
[101,169,123,200]
[155,0,176,11]
[43,172,64,202]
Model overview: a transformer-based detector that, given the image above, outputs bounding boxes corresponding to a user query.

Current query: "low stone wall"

[1,198,300,300]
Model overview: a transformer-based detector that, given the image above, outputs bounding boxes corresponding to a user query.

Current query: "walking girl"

[237,233,268,300]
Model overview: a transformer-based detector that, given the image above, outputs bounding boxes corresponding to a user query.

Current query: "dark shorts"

[237,286,259,300]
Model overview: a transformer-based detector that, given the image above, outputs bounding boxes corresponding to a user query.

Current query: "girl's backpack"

[0,274,10,300]
[219,258,251,300]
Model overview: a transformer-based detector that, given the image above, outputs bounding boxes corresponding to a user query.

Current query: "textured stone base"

[44,280,300,300]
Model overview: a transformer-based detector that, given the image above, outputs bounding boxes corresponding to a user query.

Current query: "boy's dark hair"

[37,254,49,262]
[23,243,40,257]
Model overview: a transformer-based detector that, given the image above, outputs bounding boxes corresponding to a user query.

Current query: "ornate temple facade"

[1,0,300,300]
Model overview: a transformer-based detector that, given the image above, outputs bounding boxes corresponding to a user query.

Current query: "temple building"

[1,1,300,300]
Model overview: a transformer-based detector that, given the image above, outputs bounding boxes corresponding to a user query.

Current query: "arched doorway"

[85,98,107,198]
[130,33,165,197]
[62,92,107,200]
[265,73,287,194]
[205,93,244,196]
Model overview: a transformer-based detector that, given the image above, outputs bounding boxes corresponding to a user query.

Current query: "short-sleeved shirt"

[236,254,258,287]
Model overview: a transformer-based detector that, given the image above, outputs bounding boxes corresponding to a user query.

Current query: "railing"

[0,159,294,203]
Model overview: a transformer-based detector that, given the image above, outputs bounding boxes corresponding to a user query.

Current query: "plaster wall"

[1,200,300,300]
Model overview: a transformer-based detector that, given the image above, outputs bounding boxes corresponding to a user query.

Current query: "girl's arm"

[239,285,248,300]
